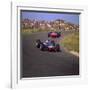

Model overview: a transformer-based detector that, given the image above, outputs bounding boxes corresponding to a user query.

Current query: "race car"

[48,32,61,38]
[36,39,61,52]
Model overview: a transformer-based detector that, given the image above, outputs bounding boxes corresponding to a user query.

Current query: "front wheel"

[56,44,61,52]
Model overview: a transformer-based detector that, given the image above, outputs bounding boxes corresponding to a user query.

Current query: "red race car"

[48,32,61,38]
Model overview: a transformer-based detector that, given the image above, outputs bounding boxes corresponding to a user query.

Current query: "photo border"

[11,2,88,88]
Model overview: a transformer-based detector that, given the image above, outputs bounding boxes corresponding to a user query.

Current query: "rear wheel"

[36,39,41,48]
[48,32,52,37]
[56,44,60,52]
[48,33,50,37]
[57,32,61,38]
[36,42,40,48]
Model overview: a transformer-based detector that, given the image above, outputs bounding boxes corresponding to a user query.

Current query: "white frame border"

[11,2,88,89]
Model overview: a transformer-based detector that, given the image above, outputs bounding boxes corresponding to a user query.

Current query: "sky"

[21,11,80,25]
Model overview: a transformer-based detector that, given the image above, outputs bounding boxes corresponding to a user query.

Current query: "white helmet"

[46,40,49,43]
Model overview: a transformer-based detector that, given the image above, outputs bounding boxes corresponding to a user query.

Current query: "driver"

[44,40,50,45]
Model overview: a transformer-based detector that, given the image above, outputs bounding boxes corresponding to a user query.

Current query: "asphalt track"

[21,31,79,78]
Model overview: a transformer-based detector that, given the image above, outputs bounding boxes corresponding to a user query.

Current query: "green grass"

[21,28,43,34]
[21,28,59,35]
[61,32,79,52]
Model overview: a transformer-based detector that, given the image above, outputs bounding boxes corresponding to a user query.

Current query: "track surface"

[21,31,79,78]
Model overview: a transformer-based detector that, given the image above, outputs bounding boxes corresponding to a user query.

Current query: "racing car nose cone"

[48,46,54,48]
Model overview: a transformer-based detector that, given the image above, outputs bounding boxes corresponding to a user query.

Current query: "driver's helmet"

[45,40,50,43]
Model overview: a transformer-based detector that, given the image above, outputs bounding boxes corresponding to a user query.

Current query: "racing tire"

[56,44,60,52]
[36,42,40,48]
[48,33,50,37]
[36,39,41,48]
[48,32,52,37]
[57,32,61,38]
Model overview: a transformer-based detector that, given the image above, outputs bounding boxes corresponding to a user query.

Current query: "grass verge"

[22,29,50,34]
[61,32,79,53]
[21,28,60,35]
